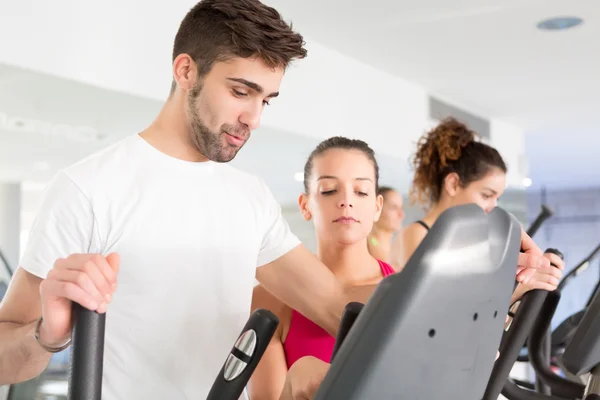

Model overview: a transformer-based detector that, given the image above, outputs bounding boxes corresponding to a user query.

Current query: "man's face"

[186,57,284,162]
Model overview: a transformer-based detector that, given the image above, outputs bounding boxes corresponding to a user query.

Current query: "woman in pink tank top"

[248,137,396,400]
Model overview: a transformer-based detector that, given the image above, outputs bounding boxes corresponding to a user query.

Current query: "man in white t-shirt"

[0,0,553,398]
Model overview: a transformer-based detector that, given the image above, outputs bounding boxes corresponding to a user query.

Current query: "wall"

[490,119,528,190]
[0,1,431,163]
[2,2,529,177]
[282,205,318,253]
[526,186,600,328]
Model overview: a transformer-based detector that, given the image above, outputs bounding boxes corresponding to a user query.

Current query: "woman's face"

[447,167,507,213]
[299,148,383,246]
[377,190,405,232]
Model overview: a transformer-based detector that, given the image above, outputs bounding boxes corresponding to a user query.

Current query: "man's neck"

[140,96,208,163]
[317,240,381,285]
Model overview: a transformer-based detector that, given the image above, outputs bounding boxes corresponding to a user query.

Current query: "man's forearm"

[256,247,348,336]
[0,321,53,385]
[257,246,379,337]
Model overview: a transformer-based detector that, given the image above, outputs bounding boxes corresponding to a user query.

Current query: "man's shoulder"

[218,163,260,181]
[217,163,271,193]
[63,135,137,182]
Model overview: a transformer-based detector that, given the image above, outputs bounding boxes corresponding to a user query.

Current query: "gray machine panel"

[315,204,521,400]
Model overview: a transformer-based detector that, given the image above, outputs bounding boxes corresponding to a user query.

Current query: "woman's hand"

[279,356,330,400]
[515,228,564,285]
[512,250,565,304]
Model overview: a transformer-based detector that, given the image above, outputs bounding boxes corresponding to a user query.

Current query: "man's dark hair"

[171,0,307,92]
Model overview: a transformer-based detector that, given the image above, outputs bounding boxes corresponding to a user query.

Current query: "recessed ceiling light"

[523,177,533,188]
[537,17,583,31]
[294,172,304,182]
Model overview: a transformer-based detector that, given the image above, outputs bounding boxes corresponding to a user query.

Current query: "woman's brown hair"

[410,117,507,208]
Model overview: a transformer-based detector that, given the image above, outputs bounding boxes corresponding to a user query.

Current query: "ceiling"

[264,0,599,190]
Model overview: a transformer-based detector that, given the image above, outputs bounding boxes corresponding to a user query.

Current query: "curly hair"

[409,117,507,208]
[171,0,307,91]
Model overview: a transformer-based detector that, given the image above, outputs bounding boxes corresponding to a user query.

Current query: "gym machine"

[527,204,554,238]
[512,240,600,394]
[487,269,600,400]
[313,204,522,399]
[66,203,523,399]
[67,304,279,400]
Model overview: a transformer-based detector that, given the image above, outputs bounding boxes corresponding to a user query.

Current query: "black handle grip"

[544,248,564,265]
[558,242,600,293]
[482,248,563,400]
[526,205,553,238]
[528,291,585,398]
[206,308,279,400]
[531,248,564,395]
[331,302,363,363]
[68,304,106,400]
[501,378,569,400]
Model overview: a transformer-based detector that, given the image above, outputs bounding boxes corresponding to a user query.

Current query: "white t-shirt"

[20,134,300,399]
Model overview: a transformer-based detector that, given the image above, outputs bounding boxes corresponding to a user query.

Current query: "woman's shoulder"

[403,220,430,239]
[252,284,287,313]
[251,284,293,338]
[368,235,388,261]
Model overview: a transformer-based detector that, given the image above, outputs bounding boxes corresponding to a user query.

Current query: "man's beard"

[187,85,250,163]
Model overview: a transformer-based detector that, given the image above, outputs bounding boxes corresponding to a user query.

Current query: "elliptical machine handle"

[68,305,106,400]
[331,302,364,363]
[526,205,553,238]
[482,248,563,400]
[207,308,279,400]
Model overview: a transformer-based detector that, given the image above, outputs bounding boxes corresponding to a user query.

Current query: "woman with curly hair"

[393,117,563,303]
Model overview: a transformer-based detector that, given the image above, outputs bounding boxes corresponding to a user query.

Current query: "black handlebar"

[557,241,600,292]
[527,290,585,398]
[526,205,553,238]
[534,249,563,395]
[516,240,600,369]
[207,308,279,400]
[502,378,569,400]
[68,305,105,400]
[331,302,363,362]
[482,248,563,400]
[68,306,279,400]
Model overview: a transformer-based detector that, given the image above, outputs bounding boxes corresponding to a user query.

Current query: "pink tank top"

[283,260,395,368]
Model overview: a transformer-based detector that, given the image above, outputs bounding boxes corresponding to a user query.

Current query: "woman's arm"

[279,356,330,400]
[248,285,291,400]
